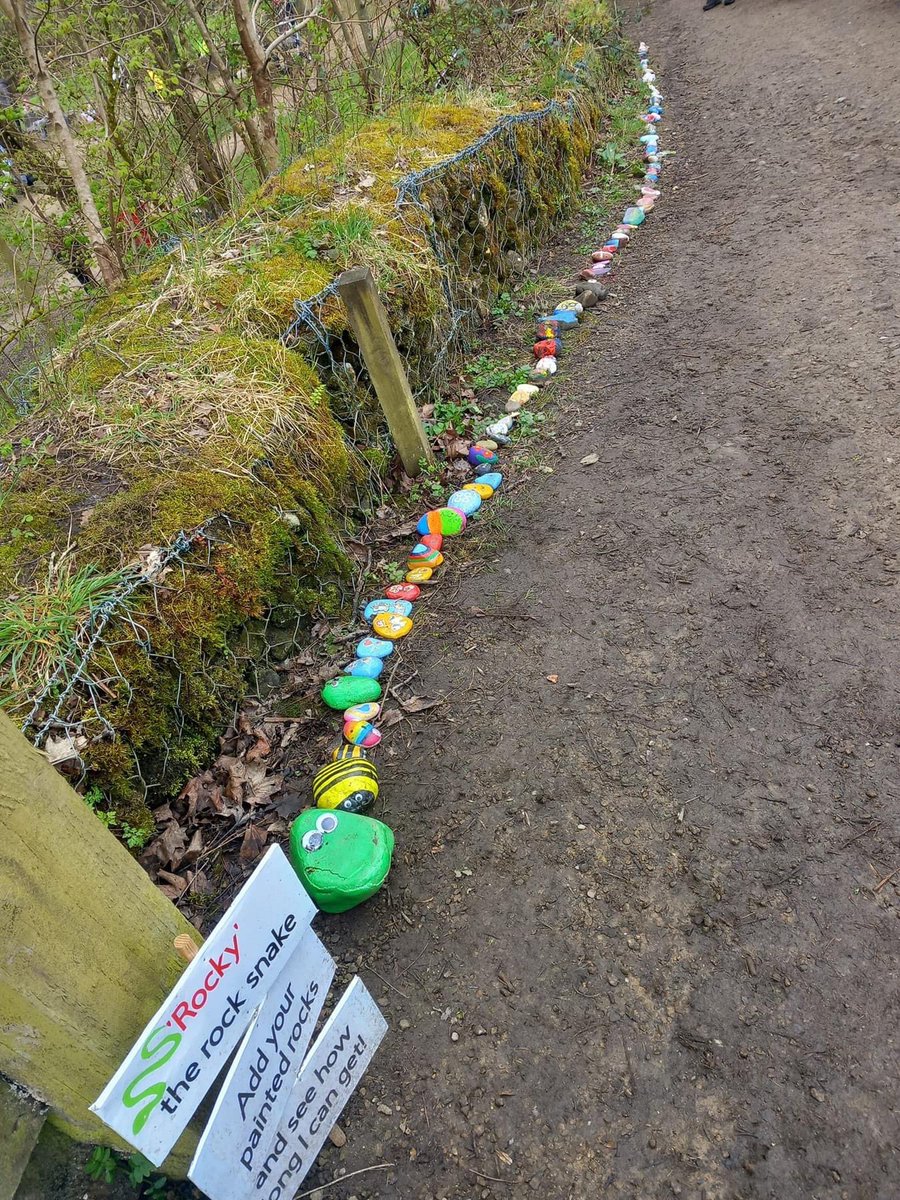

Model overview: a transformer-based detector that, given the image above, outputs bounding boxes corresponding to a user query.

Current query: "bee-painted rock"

[344,718,381,747]
[345,701,380,723]
[419,532,443,551]
[331,742,369,761]
[407,546,443,570]
[468,445,499,468]
[321,675,381,710]
[447,488,481,516]
[343,656,384,679]
[464,482,494,499]
[406,566,433,583]
[372,612,413,639]
[313,758,379,814]
[417,507,467,536]
[364,598,412,621]
[356,636,393,659]
[385,583,421,601]
[289,808,394,913]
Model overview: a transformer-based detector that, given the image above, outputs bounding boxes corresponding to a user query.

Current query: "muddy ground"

[292,0,900,1196]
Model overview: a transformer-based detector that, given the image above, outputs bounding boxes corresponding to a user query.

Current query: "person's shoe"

[703,0,722,9]
[723,0,735,5]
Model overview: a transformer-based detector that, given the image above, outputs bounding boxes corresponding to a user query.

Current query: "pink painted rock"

[591,250,615,262]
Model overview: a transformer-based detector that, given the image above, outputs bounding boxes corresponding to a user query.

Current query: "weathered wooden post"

[0,712,200,1177]
[336,265,434,477]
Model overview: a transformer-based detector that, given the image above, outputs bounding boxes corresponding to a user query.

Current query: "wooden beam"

[0,713,201,1175]
[336,265,433,476]
[0,1079,46,1200]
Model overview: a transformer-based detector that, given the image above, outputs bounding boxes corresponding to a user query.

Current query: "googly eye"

[316,813,338,834]
[301,830,323,852]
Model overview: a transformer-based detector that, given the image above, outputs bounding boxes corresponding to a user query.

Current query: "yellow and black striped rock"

[313,759,378,813]
[330,743,369,762]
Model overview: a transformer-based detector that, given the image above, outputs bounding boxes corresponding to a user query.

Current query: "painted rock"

[476,471,502,491]
[534,338,560,359]
[464,482,494,499]
[331,743,369,762]
[475,462,498,476]
[385,583,420,601]
[641,186,661,199]
[592,250,615,263]
[535,317,560,339]
[289,809,394,913]
[447,488,482,516]
[509,388,535,406]
[356,636,393,659]
[532,356,558,376]
[602,241,620,252]
[321,675,381,711]
[486,415,516,437]
[420,532,443,551]
[372,612,413,639]
[637,198,655,213]
[364,598,413,621]
[343,656,384,679]
[407,547,443,569]
[345,702,380,723]
[550,310,578,327]
[406,566,433,583]
[417,508,467,536]
[474,439,498,452]
[468,445,499,467]
[313,759,379,813]
[344,718,381,747]
[623,206,646,226]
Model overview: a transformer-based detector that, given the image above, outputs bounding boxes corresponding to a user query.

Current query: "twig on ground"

[295,1162,394,1198]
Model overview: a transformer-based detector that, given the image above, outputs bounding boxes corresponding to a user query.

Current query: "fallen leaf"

[400,695,442,714]
[357,172,376,188]
[245,732,271,763]
[44,733,87,765]
[580,453,599,465]
[546,674,559,684]
[240,824,268,863]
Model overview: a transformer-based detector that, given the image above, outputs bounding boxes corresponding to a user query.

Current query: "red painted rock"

[420,532,443,551]
[534,338,559,359]
[385,583,421,601]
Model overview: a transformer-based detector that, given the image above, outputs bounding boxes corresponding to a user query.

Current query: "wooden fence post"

[336,265,434,476]
[0,712,201,1176]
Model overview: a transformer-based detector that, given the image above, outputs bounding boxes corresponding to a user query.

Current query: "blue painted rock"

[344,718,381,747]
[364,597,413,621]
[372,612,413,639]
[385,583,421,601]
[322,675,381,710]
[476,471,503,491]
[447,488,481,516]
[289,808,394,913]
[551,309,579,327]
[468,445,499,467]
[344,701,380,723]
[313,758,379,813]
[343,656,384,679]
[417,507,467,536]
[356,636,393,659]
[331,743,369,761]
[623,206,646,226]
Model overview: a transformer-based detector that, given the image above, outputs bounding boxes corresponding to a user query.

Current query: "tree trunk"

[181,0,271,180]
[0,0,123,287]
[231,0,281,174]
[0,712,200,1175]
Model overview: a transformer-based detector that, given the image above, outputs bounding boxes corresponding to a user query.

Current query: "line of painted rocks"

[290,47,662,914]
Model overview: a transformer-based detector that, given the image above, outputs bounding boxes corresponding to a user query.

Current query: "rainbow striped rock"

[344,718,382,748]
[313,758,379,813]
[417,508,466,537]
[407,545,443,570]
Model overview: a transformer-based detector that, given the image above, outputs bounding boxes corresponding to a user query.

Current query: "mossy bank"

[0,2,636,825]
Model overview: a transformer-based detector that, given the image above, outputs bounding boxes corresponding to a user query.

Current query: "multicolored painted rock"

[321,675,381,710]
[313,759,379,813]
[406,566,433,583]
[535,317,560,339]
[385,583,421,601]
[623,205,646,226]
[331,743,369,761]
[364,597,412,621]
[343,656,384,679]
[468,445,499,467]
[464,482,494,499]
[344,718,381,747]
[447,488,481,516]
[420,532,443,551]
[356,636,393,659]
[475,471,502,491]
[289,808,394,913]
[534,338,561,358]
[372,612,413,639]
[407,546,443,569]
[417,508,467,536]
[555,300,583,315]
[344,702,380,723]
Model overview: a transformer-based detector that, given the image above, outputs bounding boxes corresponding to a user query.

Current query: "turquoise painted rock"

[343,656,384,679]
[356,636,393,659]
[551,309,579,327]
[321,675,382,711]
[417,508,466,537]
[447,488,481,516]
[289,809,394,913]
[364,597,413,621]
[477,471,503,491]
[623,206,645,226]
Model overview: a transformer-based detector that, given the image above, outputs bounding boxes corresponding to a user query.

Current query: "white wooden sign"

[188,927,336,1200]
[91,847,316,1165]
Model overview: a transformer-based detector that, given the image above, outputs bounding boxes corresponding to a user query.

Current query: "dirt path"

[300,1,900,1196]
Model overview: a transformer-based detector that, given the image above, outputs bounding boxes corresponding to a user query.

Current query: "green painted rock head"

[288,808,394,913]
[321,675,382,711]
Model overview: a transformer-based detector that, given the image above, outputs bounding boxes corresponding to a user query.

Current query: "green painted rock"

[289,808,394,913]
[321,675,382,711]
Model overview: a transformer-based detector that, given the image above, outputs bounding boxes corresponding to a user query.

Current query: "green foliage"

[466,354,530,392]
[85,1146,117,1183]
[125,1152,156,1187]
[383,561,406,584]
